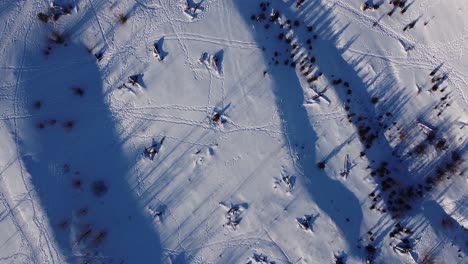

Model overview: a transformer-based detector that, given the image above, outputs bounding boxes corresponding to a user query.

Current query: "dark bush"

[37,13,49,23]
[33,100,42,109]
[78,207,88,217]
[91,180,108,197]
[58,219,70,230]
[50,32,65,44]
[317,161,326,169]
[435,139,447,151]
[63,120,75,131]
[414,143,428,155]
[451,151,461,162]
[365,245,376,254]
[72,87,85,96]
[72,179,82,189]
[118,13,129,24]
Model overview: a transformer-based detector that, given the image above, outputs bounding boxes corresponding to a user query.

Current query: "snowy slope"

[0,0,466,263]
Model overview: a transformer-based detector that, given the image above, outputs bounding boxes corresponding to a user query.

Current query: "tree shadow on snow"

[233,0,364,256]
[15,42,162,263]
[235,0,467,261]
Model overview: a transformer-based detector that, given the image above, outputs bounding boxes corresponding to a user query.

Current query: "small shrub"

[58,218,70,230]
[118,13,128,24]
[37,12,49,23]
[95,52,104,61]
[451,151,461,162]
[426,131,436,142]
[414,143,428,155]
[211,113,221,123]
[63,120,74,131]
[334,255,345,264]
[435,139,447,151]
[72,86,85,96]
[317,161,326,169]
[78,207,88,217]
[296,0,306,8]
[33,100,42,109]
[420,251,436,264]
[270,11,279,22]
[128,74,139,85]
[91,180,108,197]
[49,32,65,44]
[441,216,454,229]
[332,79,342,85]
[365,244,376,254]
[63,164,71,173]
[72,179,82,189]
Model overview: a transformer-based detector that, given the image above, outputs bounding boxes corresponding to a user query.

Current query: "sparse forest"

[0,0,466,263]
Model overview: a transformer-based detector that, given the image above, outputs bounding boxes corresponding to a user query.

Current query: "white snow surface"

[0,0,467,263]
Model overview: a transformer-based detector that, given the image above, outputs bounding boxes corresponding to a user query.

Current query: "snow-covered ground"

[0,0,466,263]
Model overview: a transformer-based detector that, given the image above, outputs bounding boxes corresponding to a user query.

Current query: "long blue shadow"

[16,42,162,263]
[233,0,364,253]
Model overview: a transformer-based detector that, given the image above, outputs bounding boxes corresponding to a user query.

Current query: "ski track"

[218,0,232,110]
[205,63,214,116]
[152,196,187,258]
[158,0,198,76]
[89,0,111,49]
[7,3,60,263]
[162,34,260,49]
[134,0,162,10]
[9,4,44,263]
[0,191,35,262]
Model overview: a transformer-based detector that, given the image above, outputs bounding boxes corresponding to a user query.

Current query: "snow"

[0,0,466,263]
